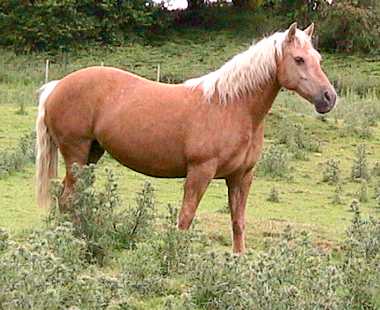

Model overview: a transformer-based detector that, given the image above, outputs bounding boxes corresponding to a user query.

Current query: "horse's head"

[277,23,337,114]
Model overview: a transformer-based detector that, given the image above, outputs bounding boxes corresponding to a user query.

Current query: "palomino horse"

[36,23,336,253]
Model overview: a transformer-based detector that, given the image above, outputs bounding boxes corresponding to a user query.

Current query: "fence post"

[45,59,49,83]
[157,64,160,82]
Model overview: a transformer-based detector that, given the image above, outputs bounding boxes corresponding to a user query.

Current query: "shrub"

[121,204,206,296]
[185,228,343,309]
[351,144,370,182]
[372,161,380,177]
[331,182,344,205]
[0,223,128,309]
[322,159,341,185]
[340,212,380,308]
[277,119,320,160]
[349,199,360,213]
[0,1,172,52]
[257,145,290,178]
[0,131,36,178]
[317,1,380,53]
[357,179,368,203]
[375,180,380,198]
[267,186,280,203]
[0,228,9,252]
[49,165,156,264]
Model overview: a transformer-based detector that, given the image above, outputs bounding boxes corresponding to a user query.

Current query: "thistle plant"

[323,159,341,185]
[331,182,344,205]
[349,199,360,213]
[357,179,368,203]
[267,186,280,203]
[351,144,370,181]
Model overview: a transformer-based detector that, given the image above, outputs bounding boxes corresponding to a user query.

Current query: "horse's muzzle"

[314,88,337,114]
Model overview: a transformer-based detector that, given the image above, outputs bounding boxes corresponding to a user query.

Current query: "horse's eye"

[294,57,304,64]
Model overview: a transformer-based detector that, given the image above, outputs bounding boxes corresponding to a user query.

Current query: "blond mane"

[184,29,311,104]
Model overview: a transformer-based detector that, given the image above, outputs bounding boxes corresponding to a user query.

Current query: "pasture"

[0,30,380,308]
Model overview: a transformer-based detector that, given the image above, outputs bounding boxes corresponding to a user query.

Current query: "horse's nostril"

[324,91,331,102]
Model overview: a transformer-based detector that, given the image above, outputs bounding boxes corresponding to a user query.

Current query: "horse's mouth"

[314,99,335,114]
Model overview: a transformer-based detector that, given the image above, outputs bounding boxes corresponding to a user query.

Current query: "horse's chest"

[217,126,264,176]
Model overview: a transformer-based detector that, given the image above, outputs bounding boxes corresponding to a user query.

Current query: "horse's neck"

[245,78,281,123]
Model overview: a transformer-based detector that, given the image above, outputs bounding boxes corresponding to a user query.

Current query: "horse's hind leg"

[59,140,93,211]
[87,140,105,165]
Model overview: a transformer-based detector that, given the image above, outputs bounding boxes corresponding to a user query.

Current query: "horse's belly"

[100,137,187,178]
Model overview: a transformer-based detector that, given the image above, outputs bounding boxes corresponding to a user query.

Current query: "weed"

[257,145,290,179]
[351,144,370,182]
[331,182,344,205]
[267,186,280,203]
[357,179,369,203]
[323,159,341,185]
[0,131,35,178]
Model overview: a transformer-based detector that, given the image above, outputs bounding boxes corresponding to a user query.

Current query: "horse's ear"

[286,22,297,43]
[304,23,314,38]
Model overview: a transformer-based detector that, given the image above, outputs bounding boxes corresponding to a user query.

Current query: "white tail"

[36,80,59,208]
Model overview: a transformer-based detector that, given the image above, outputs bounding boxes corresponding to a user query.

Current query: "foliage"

[267,186,280,203]
[372,161,380,177]
[322,159,341,185]
[331,182,344,205]
[1,174,380,309]
[0,131,35,178]
[266,0,380,53]
[341,211,380,308]
[0,0,171,52]
[49,165,156,264]
[257,145,290,178]
[351,144,370,182]
[277,118,320,160]
[0,222,128,309]
[357,179,369,203]
[349,199,360,213]
[317,1,380,53]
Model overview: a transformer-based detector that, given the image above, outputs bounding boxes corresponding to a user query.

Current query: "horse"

[36,22,336,254]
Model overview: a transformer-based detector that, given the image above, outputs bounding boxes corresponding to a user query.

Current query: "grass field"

[0,23,380,308]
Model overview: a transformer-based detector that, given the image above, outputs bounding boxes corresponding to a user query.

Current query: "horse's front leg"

[226,169,253,254]
[177,161,217,230]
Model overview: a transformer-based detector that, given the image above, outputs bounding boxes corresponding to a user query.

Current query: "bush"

[49,165,156,264]
[331,182,344,205]
[257,145,290,178]
[351,144,370,182]
[267,186,280,203]
[0,1,171,52]
[0,131,36,178]
[341,212,380,308]
[372,161,380,177]
[185,229,343,309]
[317,1,380,53]
[357,179,368,203]
[0,223,128,309]
[266,0,380,53]
[276,119,320,160]
[322,159,341,185]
